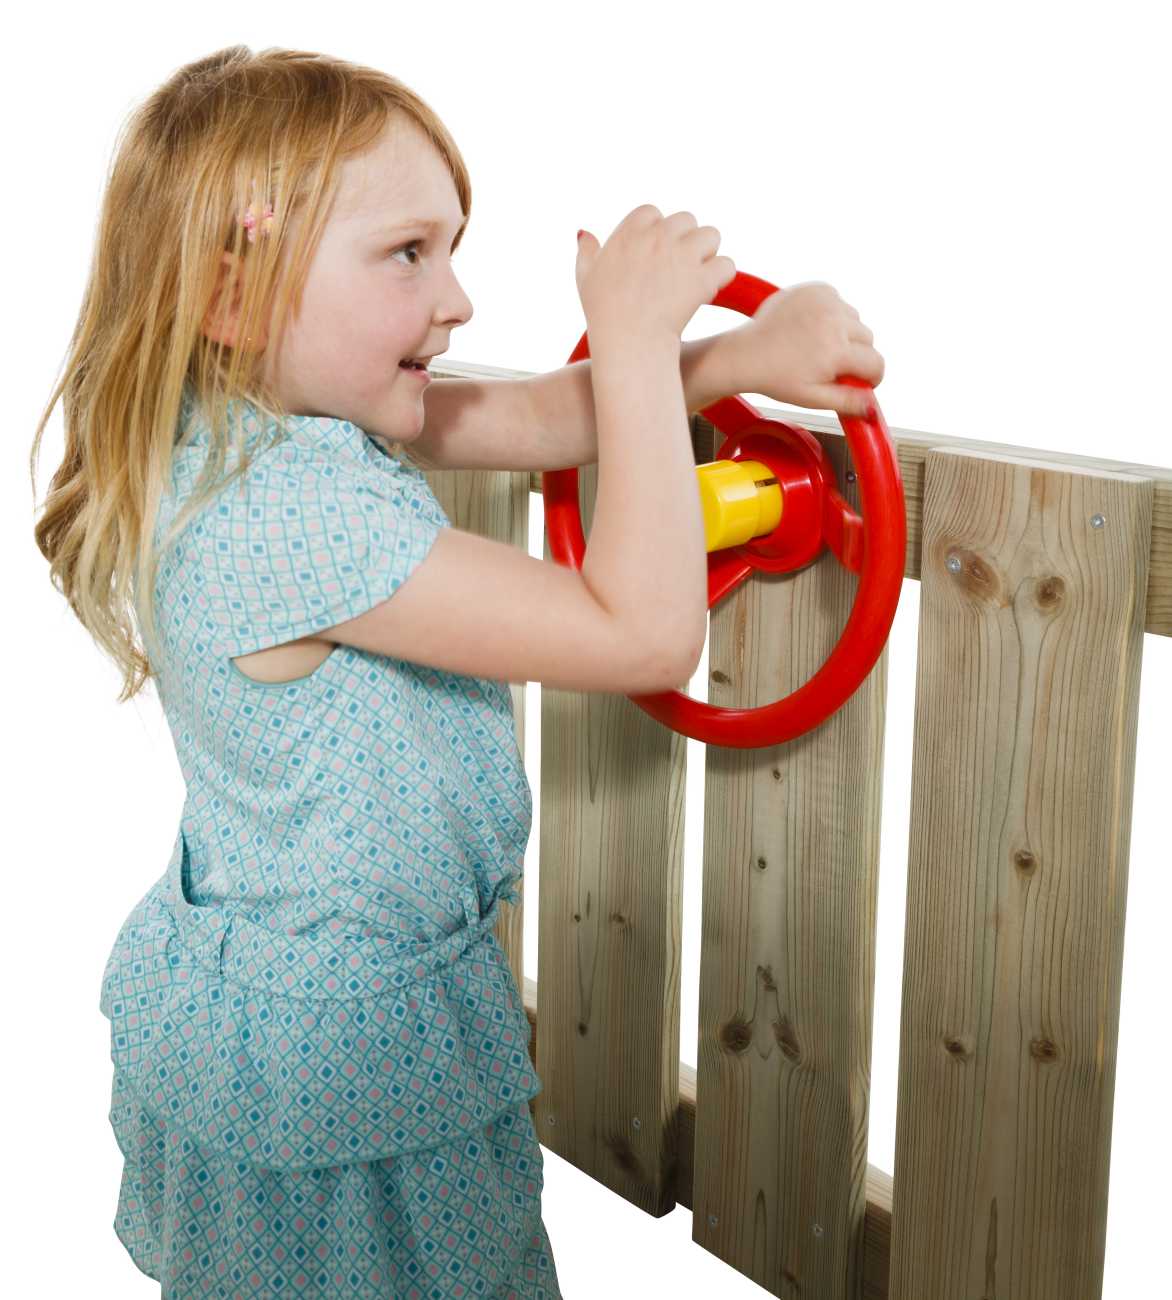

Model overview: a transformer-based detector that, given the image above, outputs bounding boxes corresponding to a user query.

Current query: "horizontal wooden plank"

[429,358,1172,637]
[523,976,894,1298]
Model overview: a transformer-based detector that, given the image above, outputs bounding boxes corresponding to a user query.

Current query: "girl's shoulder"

[171,394,440,512]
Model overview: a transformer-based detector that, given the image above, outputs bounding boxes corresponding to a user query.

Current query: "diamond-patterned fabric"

[99,388,560,1296]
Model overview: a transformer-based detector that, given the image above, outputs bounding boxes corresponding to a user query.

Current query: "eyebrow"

[374,217,464,239]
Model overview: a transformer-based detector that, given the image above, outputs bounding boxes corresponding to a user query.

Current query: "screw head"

[708,1214,718,1228]
[632,1116,641,1130]
[813,1223,824,1238]
[946,554,962,574]
[1091,513,1106,529]
[546,1114,556,1126]
[845,470,857,483]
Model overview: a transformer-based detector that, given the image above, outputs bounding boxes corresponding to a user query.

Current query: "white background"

[9,2,1169,1295]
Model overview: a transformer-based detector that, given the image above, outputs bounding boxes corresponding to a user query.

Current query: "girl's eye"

[390,240,424,266]
[390,239,458,266]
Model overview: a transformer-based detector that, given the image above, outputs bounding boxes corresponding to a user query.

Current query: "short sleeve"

[203,442,445,658]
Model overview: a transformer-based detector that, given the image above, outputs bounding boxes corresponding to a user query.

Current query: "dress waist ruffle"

[98,829,540,1172]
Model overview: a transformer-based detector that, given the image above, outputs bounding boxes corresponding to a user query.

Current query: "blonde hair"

[30,45,471,703]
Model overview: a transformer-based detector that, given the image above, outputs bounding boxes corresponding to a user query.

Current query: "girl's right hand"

[575,204,737,348]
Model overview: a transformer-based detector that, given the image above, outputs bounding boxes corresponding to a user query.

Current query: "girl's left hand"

[726,281,885,420]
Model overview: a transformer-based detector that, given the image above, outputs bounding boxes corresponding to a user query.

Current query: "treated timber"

[522,976,896,1300]
[429,357,1172,637]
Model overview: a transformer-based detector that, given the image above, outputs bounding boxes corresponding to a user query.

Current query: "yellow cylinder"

[696,460,782,552]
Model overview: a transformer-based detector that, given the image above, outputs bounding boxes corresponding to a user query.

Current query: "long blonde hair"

[30,46,471,703]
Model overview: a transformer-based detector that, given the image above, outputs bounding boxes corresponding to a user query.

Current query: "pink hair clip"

[239,183,275,244]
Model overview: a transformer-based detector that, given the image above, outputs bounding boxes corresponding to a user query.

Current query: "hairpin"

[239,181,275,244]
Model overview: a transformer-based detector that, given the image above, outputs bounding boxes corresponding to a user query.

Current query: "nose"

[439,262,473,329]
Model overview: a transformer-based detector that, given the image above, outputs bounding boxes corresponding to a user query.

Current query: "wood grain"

[422,360,1157,1298]
[888,450,1152,1299]
[531,450,689,1215]
[688,424,888,1298]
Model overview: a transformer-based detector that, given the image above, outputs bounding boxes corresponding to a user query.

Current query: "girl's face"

[253,118,473,445]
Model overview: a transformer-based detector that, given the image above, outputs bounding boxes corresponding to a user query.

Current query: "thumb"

[836,384,876,420]
[574,229,597,290]
[810,384,875,419]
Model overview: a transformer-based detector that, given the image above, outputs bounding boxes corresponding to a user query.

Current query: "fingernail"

[577,229,585,242]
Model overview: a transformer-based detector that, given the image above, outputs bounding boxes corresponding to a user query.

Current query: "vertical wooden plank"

[691,427,889,1299]
[421,463,532,993]
[534,436,700,1216]
[889,450,1152,1299]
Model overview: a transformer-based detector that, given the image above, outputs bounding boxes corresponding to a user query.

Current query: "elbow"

[649,628,705,694]
[676,631,705,689]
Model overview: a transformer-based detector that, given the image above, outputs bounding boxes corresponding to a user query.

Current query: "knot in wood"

[1013,848,1038,876]
[1034,574,1066,611]
[943,545,1004,605]
[1030,1036,1060,1063]
[719,1017,752,1054]
[943,1035,973,1060]
[603,1131,641,1176]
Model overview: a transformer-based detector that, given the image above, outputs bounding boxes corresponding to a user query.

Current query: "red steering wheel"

[542,270,907,749]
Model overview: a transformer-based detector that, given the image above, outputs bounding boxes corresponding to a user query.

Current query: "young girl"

[31,45,883,1300]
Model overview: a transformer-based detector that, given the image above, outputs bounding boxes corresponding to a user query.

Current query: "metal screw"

[1091,514,1106,529]
[845,470,857,483]
[946,554,962,574]
[632,1116,641,1130]
[546,1114,556,1126]
[708,1214,718,1228]
[812,1223,824,1238]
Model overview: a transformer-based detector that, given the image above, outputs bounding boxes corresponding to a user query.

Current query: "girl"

[31,45,883,1300]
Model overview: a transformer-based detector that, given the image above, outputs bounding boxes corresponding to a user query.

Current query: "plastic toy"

[543,270,907,749]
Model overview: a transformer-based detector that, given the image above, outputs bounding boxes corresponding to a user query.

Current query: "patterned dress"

[99,388,561,1298]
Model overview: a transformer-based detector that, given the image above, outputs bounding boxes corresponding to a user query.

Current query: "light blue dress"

[99,388,561,1298]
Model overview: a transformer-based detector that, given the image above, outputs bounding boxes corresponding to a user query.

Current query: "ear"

[201,251,269,351]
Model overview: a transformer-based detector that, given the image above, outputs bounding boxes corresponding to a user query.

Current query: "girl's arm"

[406,330,745,472]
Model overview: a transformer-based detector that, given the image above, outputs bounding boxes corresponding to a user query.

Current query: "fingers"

[844,339,884,386]
[847,319,874,345]
[712,254,737,290]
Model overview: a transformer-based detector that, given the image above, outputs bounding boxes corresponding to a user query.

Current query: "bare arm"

[403,328,746,472]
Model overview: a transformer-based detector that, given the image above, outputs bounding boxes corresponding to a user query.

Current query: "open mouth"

[398,359,429,371]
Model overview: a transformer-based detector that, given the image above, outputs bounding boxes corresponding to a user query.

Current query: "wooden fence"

[424,357,1168,1299]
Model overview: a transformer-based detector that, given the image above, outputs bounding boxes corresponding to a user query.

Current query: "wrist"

[680,326,747,415]
[589,330,681,368]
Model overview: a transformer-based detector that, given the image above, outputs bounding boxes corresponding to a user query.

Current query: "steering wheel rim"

[542,269,907,749]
